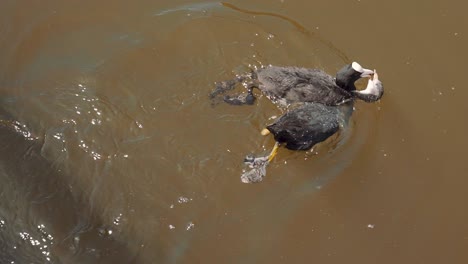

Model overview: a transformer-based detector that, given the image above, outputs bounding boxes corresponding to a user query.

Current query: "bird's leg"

[267,142,280,162]
[241,142,280,183]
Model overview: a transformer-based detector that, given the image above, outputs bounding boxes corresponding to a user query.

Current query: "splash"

[16,224,54,262]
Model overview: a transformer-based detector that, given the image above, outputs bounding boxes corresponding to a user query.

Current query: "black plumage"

[234,67,384,183]
[266,103,345,150]
[264,72,383,151]
[211,62,377,107]
[257,66,354,106]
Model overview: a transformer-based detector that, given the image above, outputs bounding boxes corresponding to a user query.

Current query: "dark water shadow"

[0,111,142,263]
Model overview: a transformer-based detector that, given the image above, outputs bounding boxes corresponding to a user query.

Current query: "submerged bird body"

[257,66,353,106]
[211,62,380,107]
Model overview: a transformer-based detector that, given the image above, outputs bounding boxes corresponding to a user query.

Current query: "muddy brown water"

[1,0,467,263]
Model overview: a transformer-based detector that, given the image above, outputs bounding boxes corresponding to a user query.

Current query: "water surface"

[1,0,468,263]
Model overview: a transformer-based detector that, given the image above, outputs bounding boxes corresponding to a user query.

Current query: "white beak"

[360,68,374,78]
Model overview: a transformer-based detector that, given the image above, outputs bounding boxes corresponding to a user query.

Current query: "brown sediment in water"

[1,0,468,263]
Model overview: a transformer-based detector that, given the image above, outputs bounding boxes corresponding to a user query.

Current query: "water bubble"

[186,222,194,231]
[11,121,38,140]
[79,140,88,151]
[91,119,102,125]
[90,151,102,160]
[93,107,102,116]
[19,232,30,241]
[18,227,53,261]
[113,214,123,225]
[178,196,191,203]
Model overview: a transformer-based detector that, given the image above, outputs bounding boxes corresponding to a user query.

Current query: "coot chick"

[241,72,383,183]
[211,62,376,107]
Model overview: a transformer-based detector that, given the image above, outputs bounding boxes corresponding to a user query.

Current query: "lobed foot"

[241,154,269,183]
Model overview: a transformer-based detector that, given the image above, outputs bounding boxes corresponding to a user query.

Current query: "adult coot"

[241,71,383,183]
[211,62,378,107]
